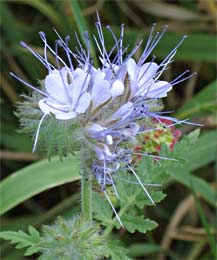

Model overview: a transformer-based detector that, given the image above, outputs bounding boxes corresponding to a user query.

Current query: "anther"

[65,35,70,42]
[20,41,27,48]
[57,39,63,47]
[38,31,46,40]
[84,31,89,39]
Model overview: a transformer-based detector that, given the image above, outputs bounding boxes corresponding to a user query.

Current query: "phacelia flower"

[11,14,199,227]
[39,67,91,120]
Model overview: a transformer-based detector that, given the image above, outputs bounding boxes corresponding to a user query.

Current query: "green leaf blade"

[0,154,81,215]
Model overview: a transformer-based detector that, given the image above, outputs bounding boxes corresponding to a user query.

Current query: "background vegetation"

[0,0,216,259]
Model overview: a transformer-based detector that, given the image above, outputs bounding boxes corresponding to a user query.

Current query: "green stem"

[81,170,92,222]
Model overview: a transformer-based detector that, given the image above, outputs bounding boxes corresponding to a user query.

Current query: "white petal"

[39,98,76,120]
[137,62,159,86]
[111,80,124,97]
[71,71,90,107]
[73,68,84,78]
[55,111,76,120]
[147,81,172,98]
[45,72,69,103]
[39,98,67,115]
[60,67,71,81]
[91,79,111,109]
[127,58,136,79]
[75,92,91,113]
[93,70,106,81]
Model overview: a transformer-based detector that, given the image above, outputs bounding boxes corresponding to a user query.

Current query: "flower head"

[12,14,199,227]
[39,67,91,120]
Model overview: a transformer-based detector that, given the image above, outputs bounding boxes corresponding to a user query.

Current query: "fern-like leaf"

[0,225,41,256]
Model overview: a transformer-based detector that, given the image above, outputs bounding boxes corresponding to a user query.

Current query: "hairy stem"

[81,169,92,222]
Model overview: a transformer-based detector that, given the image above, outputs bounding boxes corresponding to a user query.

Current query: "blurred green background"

[0,0,216,259]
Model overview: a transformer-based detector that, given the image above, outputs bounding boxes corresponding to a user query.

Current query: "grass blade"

[0,154,81,215]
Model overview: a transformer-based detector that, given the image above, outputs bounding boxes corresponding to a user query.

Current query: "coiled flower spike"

[11,14,201,227]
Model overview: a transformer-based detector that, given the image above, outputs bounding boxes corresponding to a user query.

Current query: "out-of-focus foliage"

[0,0,216,259]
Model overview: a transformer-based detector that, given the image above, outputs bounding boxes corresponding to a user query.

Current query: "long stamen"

[127,165,155,205]
[103,190,124,228]
[53,28,82,67]
[95,23,114,71]
[138,23,157,65]
[170,70,190,84]
[10,72,48,97]
[58,35,74,72]
[106,25,121,65]
[84,31,90,64]
[133,152,178,161]
[148,114,203,127]
[124,41,143,63]
[159,35,188,67]
[154,51,177,81]
[38,32,52,72]
[139,25,168,65]
[93,35,104,60]
[96,12,107,61]
[107,172,120,199]
[103,160,106,189]
[32,113,47,152]
[39,32,68,67]
[74,31,87,62]
[120,24,124,64]
[10,72,68,106]
[114,175,161,186]
[172,72,197,86]
[20,41,54,71]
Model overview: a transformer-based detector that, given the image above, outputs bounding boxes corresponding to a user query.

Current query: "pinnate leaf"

[121,215,158,233]
[0,225,41,256]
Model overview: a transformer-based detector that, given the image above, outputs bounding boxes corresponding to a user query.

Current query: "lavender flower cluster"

[11,15,196,226]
